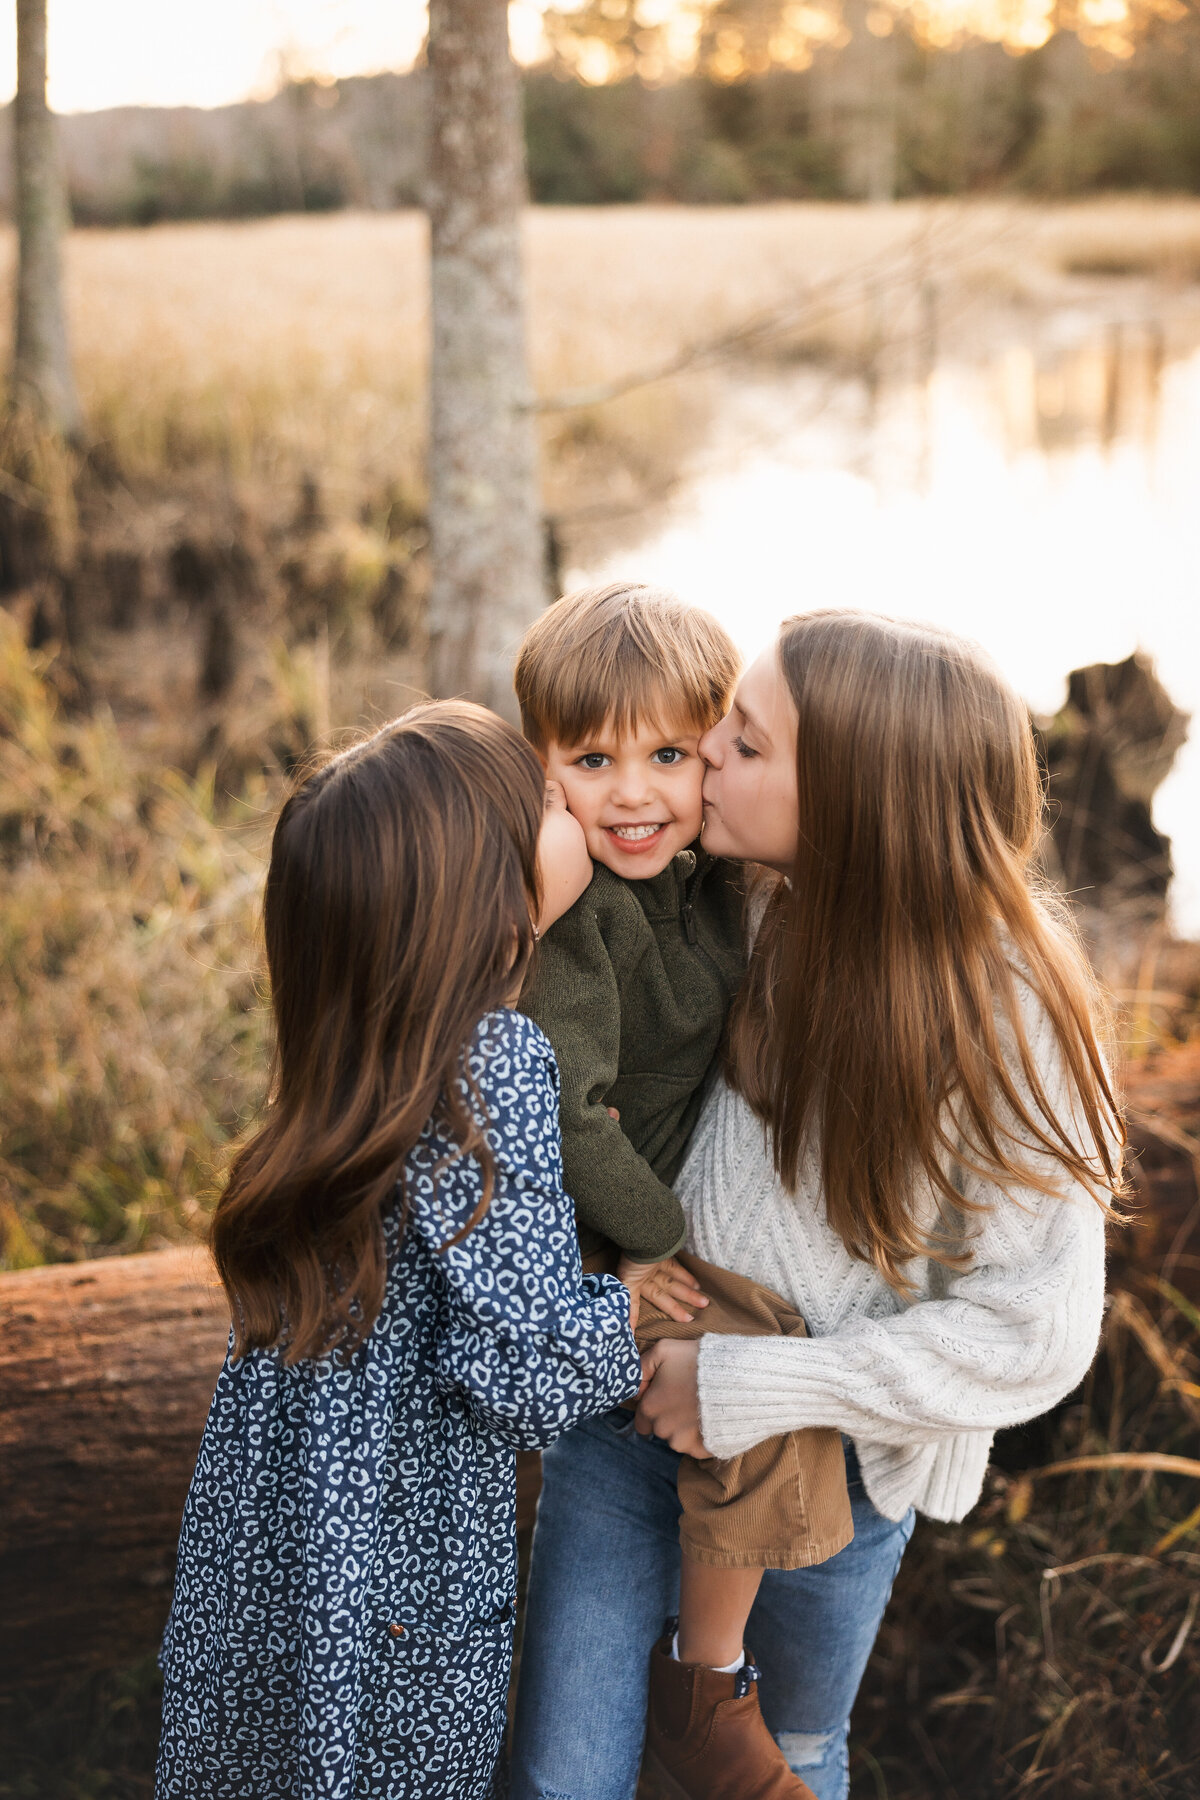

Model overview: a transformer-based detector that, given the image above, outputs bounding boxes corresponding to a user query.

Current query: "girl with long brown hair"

[155,701,639,1800]
[516,613,1123,1800]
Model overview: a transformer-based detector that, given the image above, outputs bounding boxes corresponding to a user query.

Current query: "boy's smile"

[544,717,705,879]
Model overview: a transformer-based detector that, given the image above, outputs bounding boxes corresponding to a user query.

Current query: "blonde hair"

[514,581,740,751]
[728,610,1126,1291]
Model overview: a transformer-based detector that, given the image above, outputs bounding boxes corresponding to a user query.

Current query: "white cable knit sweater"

[676,991,1109,1523]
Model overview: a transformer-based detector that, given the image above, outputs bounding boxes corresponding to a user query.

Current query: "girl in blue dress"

[155,701,640,1800]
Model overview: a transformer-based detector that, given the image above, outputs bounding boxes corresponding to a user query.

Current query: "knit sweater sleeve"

[520,899,688,1265]
[697,1002,1111,1460]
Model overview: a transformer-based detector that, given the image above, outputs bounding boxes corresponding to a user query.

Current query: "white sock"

[671,1631,745,1675]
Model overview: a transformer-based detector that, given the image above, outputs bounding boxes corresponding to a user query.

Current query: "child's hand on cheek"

[536,781,593,936]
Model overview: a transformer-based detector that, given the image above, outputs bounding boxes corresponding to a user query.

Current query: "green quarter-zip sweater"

[520,846,746,1265]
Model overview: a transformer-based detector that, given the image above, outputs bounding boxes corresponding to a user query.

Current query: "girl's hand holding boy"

[635,1337,708,1457]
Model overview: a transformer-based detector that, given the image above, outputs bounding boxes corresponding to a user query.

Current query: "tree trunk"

[0,1247,228,1687]
[827,0,899,205]
[426,0,546,719]
[11,0,82,437]
[863,26,899,207]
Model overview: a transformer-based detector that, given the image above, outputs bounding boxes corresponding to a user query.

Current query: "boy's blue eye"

[652,748,684,765]
[578,753,610,770]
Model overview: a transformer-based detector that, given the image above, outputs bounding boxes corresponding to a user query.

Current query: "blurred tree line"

[527,14,1200,202]
[1,3,1198,226]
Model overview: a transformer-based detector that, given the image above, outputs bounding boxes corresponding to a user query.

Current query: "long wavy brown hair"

[727,611,1126,1289]
[211,701,545,1363]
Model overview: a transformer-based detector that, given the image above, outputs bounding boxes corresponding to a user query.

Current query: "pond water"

[571,301,1200,934]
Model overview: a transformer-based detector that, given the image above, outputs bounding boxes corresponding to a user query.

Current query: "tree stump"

[1038,652,1189,921]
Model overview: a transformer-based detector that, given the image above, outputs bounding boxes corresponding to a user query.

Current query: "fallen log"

[0,1244,544,1692]
[0,1247,227,1689]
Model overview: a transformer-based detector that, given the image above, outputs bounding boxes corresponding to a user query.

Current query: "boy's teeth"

[610,824,661,840]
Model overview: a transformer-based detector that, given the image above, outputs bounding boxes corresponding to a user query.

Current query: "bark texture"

[426,0,545,718]
[0,1248,227,1687]
[1039,652,1189,920]
[12,0,81,436]
[0,1246,545,1688]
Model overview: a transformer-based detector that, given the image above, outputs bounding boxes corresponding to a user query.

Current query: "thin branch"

[1142,1589,1199,1674]
[532,205,1024,414]
[0,465,49,509]
[1152,1498,1200,1557]
[1107,1290,1200,1426]
[1026,1451,1200,1483]
[1041,1552,1166,1580]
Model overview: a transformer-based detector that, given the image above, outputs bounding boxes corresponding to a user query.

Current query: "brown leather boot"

[642,1625,818,1800]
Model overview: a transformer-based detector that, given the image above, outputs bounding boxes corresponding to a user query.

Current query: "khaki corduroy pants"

[629,1250,855,1570]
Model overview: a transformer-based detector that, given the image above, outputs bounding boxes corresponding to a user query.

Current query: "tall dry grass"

[0,612,272,1267]
[859,1283,1200,1797]
[2,195,1199,1266]
[0,198,1192,527]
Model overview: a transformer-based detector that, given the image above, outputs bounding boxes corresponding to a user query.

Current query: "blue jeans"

[510,1409,914,1800]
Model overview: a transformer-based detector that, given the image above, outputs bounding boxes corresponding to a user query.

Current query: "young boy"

[516,582,851,1800]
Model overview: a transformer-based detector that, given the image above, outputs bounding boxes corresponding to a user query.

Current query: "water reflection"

[1004,322,1166,456]
[572,307,1200,932]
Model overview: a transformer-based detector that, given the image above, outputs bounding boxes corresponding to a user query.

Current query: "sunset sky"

[0,1,534,114]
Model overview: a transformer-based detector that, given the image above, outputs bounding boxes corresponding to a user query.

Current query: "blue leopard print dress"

[155,1009,641,1800]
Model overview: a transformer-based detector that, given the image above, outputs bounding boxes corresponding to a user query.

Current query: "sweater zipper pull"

[683,899,697,944]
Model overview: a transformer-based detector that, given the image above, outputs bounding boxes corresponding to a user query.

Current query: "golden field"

[7,196,1199,520]
[4,197,1200,1271]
